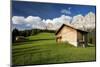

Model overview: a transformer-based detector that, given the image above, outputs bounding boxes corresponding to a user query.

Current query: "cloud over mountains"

[12,12,95,31]
[12,16,46,30]
[71,12,95,30]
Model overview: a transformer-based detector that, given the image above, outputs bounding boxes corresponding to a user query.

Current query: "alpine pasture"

[12,33,96,65]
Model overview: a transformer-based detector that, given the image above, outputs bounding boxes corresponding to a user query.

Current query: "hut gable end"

[55,24,88,47]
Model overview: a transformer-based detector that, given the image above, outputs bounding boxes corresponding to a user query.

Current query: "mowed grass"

[12,33,96,65]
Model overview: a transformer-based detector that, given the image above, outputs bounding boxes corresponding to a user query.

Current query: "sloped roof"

[55,24,88,35]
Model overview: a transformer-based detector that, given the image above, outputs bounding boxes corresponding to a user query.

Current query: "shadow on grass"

[13,49,50,57]
[13,38,55,45]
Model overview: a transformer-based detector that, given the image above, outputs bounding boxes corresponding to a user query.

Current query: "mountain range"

[12,12,96,31]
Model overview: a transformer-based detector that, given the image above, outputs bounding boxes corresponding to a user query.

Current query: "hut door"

[78,33,85,47]
[57,36,62,43]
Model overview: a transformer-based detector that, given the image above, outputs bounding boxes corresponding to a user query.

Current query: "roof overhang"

[55,24,88,35]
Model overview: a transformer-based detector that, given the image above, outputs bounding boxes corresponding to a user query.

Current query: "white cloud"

[12,16,46,30]
[71,14,85,26]
[12,15,72,30]
[71,12,96,30]
[25,16,41,24]
[12,16,25,24]
[12,12,95,31]
[25,16,46,29]
[61,8,71,15]
[44,15,72,30]
[54,15,72,23]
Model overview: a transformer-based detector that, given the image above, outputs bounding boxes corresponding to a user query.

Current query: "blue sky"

[12,1,96,19]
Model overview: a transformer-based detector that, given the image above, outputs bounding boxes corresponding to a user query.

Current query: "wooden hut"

[55,24,88,47]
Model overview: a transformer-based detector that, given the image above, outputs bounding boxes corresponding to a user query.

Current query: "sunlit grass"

[12,33,96,65]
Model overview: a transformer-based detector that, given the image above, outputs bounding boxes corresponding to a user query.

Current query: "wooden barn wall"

[56,26,78,46]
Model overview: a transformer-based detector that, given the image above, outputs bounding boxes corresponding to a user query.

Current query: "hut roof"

[55,24,88,35]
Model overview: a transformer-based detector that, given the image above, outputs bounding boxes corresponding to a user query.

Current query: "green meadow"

[12,33,96,65]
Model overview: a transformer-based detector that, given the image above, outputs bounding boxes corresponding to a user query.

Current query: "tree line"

[12,28,55,42]
[12,28,96,45]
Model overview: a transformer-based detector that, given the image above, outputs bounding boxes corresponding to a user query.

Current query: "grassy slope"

[12,33,96,65]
